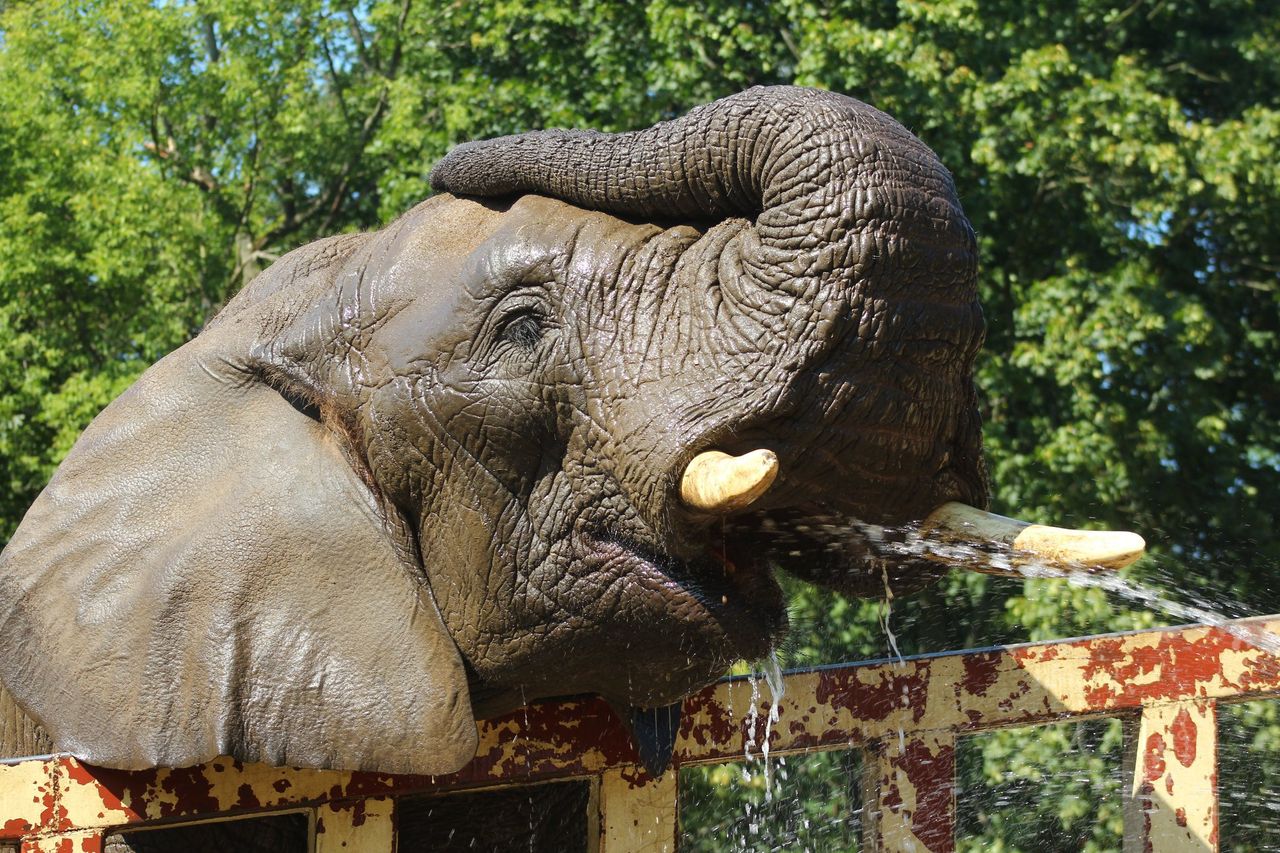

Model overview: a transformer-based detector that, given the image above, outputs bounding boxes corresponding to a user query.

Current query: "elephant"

[0,86,1143,778]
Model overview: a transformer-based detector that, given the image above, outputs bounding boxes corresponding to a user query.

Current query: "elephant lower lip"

[576,528,785,658]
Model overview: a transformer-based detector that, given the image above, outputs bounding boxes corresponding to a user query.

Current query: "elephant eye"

[499,310,544,352]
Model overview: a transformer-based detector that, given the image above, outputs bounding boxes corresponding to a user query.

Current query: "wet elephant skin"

[0,86,986,776]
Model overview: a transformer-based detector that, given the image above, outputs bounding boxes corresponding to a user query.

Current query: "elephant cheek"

[565,542,785,705]
[414,496,517,655]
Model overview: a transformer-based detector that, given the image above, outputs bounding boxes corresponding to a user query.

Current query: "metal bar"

[52,757,354,831]
[585,776,602,853]
[0,762,52,840]
[597,769,677,853]
[314,796,394,853]
[679,617,1280,767]
[863,732,957,853]
[1124,700,1219,853]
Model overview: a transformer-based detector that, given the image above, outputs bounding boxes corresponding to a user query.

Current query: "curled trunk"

[432,86,989,521]
[431,86,979,314]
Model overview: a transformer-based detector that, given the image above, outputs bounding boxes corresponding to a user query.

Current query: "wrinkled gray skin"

[0,87,986,775]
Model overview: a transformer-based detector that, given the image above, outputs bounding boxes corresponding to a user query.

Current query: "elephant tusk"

[680,449,779,514]
[920,501,1146,574]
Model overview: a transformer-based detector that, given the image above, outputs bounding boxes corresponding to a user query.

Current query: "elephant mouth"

[577,526,787,663]
[573,504,928,653]
[567,462,1146,709]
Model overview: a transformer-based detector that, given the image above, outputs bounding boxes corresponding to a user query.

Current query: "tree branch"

[202,15,221,64]
[779,27,802,63]
[345,7,376,73]
[320,33,352,125]
[144,131,218,193]
[253,0,412,249]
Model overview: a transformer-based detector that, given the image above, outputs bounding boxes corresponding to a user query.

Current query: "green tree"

[2,1,1278,848]
[0,0,415,536]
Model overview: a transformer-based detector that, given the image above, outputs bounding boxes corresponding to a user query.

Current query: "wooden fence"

[3,615,1278,851]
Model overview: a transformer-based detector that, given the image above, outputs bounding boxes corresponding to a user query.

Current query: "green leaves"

[2,1,1278,844]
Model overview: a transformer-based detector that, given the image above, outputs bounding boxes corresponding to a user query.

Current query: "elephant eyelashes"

[498,311,544,352]
[276,384,322,423]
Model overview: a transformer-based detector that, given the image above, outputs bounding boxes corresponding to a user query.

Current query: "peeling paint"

[866,731,957,852]
[1,616,1273,851]
[0,763,49,840]
[1170,707,1197,768]
[1128,700,1218,852]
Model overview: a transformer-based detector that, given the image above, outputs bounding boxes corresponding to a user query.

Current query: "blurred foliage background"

[1,0,1277,849]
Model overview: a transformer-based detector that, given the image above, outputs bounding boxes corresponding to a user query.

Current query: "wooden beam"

[863,732,957,853]
[1125,700,1219,852]
[597,768,677,853]
[315,796,394,852]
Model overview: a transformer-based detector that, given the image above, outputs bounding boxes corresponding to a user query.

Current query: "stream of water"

[857,518,1280,654]
[689,520,1280,851]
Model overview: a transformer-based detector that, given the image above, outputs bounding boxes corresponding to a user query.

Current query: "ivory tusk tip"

[922,502,1147,573]
[680,448,779,514]
[1013,526,1146,570]
[738,448,779,476]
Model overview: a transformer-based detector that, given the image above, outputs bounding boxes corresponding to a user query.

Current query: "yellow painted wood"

[1125,700,1218,853]
[19,830,103,852]
[54,756,352,829]
[598,769,677,853]
[0,761,51,838]
[315,796,394,852]
[863,732,957,853]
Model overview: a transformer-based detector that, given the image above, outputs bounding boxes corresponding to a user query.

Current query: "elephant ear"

[0,236,477,775]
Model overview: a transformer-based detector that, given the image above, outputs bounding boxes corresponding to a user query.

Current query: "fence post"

[315,797,395,852]
[0,761,50,844]
[862,731,957,853]
[597,768,678,853]
[1124,699,1219,853]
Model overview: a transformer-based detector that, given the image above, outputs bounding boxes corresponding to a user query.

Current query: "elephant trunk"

[431,86,989,510]
[433,86,992,539]
[429,86,978,309]
[429,88,1146,599]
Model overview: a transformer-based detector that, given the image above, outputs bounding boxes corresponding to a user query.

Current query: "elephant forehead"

[366,195,659,375]
[376,195,513,307]
[393,194,506,269]
[355,197,510,374]
[467,195,662,296]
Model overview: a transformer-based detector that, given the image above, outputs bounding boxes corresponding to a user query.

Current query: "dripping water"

[684,516,1280,850]
[759,650,785,801]
[742,670,760,777]
[854,519,1280,655]
[741,651,786,800]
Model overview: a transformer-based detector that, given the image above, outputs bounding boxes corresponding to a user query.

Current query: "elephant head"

[0,87,1142,776]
